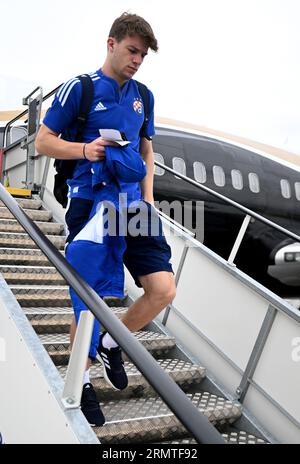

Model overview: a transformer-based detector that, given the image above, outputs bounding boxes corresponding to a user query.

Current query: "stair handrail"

[0,183,225,444]
[3,86,60,149]
[154,160,300,244]
[4,81,300,276]
[3,83,300,246]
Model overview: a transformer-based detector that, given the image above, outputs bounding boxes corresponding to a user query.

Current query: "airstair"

[0,193,267,444]
[0,86,300,444]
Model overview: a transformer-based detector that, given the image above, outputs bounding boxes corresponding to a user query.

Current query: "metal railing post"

[236,305,277,402]
[20,87,43,190]
[4,90,300,244]
[0,184,225,444]
[3,84,59,150]
[39,156,51,200]
[162,241,189,326]
[228,214,252,266]
[154,160,300,243]
[61,311,95,409]
[0,149,4,184]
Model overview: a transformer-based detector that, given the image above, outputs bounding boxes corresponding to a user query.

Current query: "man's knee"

[142,273,176,307]
[157,284,176,308]
[164,280,176,304]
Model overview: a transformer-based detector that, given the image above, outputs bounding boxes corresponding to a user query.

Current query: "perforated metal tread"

[11,285,71,307]
[0,207,52,222]
[0,248,63,266]
[3,273,65,285]
[28,313,72,333]
[0,219,65,235]
[24,306,73,315]
[0,195,255,444]
[0,232,65,249]
[156,430,267,444]
[40,330,176,349]
[57,359,206,400]
[39,330,177,365]
[94,393,242,444]
[0,198,42,209]
[24,306,127,333]
[0,265,66,285]
[23,306,126,316]
[222,430,267,444]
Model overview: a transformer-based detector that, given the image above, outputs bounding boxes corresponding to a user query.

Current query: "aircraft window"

[248,173,260,193]
[213,165,225,187]
[231,169,243,190]
[295,182,300,201]
[172,157,186,179]
[280,179,291,199]
[154,152,165,176]
[193,162,207,183]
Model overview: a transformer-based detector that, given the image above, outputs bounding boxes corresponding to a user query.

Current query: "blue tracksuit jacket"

[66,145,146,359]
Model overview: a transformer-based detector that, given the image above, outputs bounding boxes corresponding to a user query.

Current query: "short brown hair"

[109,12,158,52]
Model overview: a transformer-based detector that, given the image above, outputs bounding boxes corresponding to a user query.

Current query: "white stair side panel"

[168,241,269,375]
[0,276,98,444]
[245,309,300,443]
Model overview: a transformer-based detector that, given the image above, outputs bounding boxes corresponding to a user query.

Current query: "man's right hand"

[84,138,119,161]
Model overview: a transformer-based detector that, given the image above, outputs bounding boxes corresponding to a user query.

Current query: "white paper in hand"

[99,129,130,146]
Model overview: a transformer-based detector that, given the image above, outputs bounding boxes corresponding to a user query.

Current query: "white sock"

[83,369,90,386]
[102,332,119,349]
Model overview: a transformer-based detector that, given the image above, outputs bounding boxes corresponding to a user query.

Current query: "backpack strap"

[75,74,94,142]
[53,74,94,208]
[136,81,151,140]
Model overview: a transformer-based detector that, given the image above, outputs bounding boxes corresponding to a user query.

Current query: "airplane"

[1,112,300,298]
[152,118,300,298]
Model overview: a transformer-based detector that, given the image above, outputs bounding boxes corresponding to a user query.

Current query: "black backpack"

[53,74,150,208]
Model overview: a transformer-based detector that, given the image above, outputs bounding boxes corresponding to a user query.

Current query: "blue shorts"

[66,198,173,360]
[123,201,173,287]
[66,198,173,283]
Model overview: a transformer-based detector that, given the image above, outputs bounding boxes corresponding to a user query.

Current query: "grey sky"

[1,0,300,154]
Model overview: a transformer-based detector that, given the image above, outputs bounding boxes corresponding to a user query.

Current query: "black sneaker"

[80,383,105,427]
[97,332,128,391]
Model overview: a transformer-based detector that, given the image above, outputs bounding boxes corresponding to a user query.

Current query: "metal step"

[0,198,42,210]
[0,207,52,222]
[0,232,65,250]
[57,359,206,400]
[0,265,66,285]
[13,287,130,310]
[0,219,65,235]
[222,430,267,444]
[24,306,127,333]
[0,248,62,266]
[94,393,242,444]
[39,331,177,365]
[156,430,268,444]
[24,307,74,334]
[11,285,71,307]
[25,307,72,333]
[0,193,254,445]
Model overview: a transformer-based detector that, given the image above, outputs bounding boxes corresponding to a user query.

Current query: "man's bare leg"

[121,271,176,332]
[70,270,175,366]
